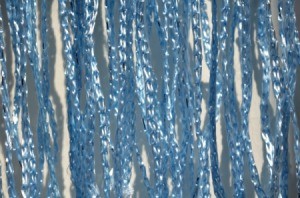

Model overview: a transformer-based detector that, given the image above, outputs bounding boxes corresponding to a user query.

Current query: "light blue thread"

[5,0,38,196]
[113,0,127,195]
[40,0,60,196]
[221,2,237,197]
[191,0,209,197]
[199,0,211,70]
[105,0,119,118]
[114,0,136,196]
[81,0,101,196]
[58,0,84,195]
[151,1,170,194]
[134,1,157,196]
[283,0,300,195]
[135,0,166,196]
[178,0,195,196]
[0,7,18,197]
[209,0,226,197]
[237,0,266,196]
[20,1,38,195]
[269,17,284,198]
[168,0,182,196]
[278,1,290,196]
[257,0,274,181]
[4,0,23,164]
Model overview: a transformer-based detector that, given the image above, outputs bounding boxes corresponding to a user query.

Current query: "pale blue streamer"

[58,0,84,195]
[278,1,290,196]
[80,0,101,196]
[221,2,241,197]
[268,14,285,198]
[257,0,273,179]
[134,1,156,196]
[114,0,136,196]
[40,0,60,196]
[135,0,167,196]
[209,1,225,197]
[168,1,182,196]
[0,7,18,197]
[191,0,209,197]
[105,0,119,117]
[284,0,300,194]
[237,0,266,196]
[178,0,195,196]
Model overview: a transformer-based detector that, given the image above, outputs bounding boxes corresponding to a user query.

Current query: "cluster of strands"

[0,0,59,197]
[0,0,300,197]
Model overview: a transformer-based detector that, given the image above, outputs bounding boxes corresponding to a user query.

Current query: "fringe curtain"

[0,0,300,197]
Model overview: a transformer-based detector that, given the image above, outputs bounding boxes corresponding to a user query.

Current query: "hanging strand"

[257,0,273,180]
[209,0,226,196]
[40,0,60,196]
[283,0,300,195]
[58,0,83,195]
[105,0,118,117]
[0,6,18,197]
[221,1,241,197]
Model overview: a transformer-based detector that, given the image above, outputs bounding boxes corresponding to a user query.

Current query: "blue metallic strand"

[190,1,207,196]
[178,0,195,196]
[0,7,18,197]
[58,0,84,195]
[237,0,266,196]
[80,0,101,196]
[209,0,225,196]
[135,0,167,196]
[278,1,290,196]
[283,0,300,194]
[268,11,285,198]
[40,0,60,196]
[168,0,182,196]
[221,2,241,197]
[257,0,273,179]
[105,0,118,118]
[114,0,135,196]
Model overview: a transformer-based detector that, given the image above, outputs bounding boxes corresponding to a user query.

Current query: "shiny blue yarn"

[237,0,265,196]
[209,0,226,197]
[283,0,300,195]
[0,7,18,197]
[257,0,273,180]
[177,0,195,196]
[0,1,299,197]
[40,0,60,196]
[59,0,86,195]
[105,0,119,118]
[221,2,239,197]
[277,0,290,196]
